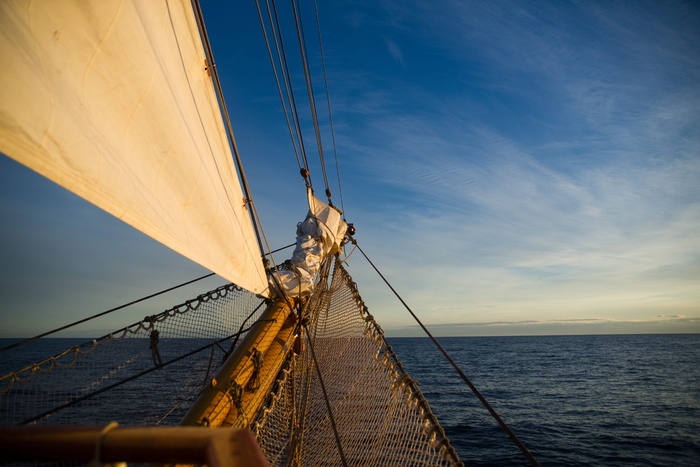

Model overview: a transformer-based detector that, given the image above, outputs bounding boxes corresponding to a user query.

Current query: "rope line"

[265,242,296,257]
[0,239,296,353]
[269,0,313,179]
[17,326,259,425]
[303,322,349,467]
[0,272,216,354]
[353,240,542,467]
[291,0,332,203]
[191,0,268,259]
[221,301,267,364]
[258,0,313,188]
[0,282,251,387]
[312,0,345,215]
[195,0,291,286]
[255,0,305,176]
[254,0,304,172]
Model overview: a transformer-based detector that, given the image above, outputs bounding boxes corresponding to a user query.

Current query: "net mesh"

[0,260,462,466]
[0,283,265,427]
[252,261,462,466]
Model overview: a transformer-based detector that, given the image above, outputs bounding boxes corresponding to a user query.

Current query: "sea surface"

[2,334,699,466]
[388,334,700,466]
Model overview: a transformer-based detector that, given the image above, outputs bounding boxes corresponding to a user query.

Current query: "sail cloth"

[269,192,347,298]
[0,0,269,297]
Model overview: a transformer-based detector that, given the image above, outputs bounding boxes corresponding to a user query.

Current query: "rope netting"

[0,260,462,466]
[252,261,463,466]
[0,283,265,427]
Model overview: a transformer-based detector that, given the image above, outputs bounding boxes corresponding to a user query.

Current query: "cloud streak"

[426,315,697,328]
[390,315,700,337]
[331,0,700,334]
[1,1,697,338]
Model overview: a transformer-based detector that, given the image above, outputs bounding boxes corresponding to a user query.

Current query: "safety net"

[0,259,462,466]
[252,260,462,466]
[0,283,266,427]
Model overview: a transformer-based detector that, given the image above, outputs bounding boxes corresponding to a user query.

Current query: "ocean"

[388,334,700,466]
[1,334,699,466]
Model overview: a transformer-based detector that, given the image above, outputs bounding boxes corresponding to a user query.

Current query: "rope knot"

[246,348,264,391]
[228,381,244,412]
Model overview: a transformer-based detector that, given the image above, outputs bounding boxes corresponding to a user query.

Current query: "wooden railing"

[0,425,269,466]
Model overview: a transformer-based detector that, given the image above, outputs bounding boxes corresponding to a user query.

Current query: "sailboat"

[0,1,537,465]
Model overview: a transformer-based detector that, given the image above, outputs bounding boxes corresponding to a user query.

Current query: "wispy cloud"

[332,1,700,334]
[2,1,696,338]
[384,38,406,67]
[426,315,696,327]
[389,315,700,337]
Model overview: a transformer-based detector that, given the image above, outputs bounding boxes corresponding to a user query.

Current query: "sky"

[1,0,699,338]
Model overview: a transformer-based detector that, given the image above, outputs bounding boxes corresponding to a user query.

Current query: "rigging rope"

[312,0,345,215]
[269,0,313,182]
[265,242,296,257]
[256,0,346,208]
[191,0,269,258]
[303,321,349,467]
[256,0,313,189]
[0,240,294,356]
[0,272,216,354]
[291,0,332,204]
[254,0,306,180]
[16,327,258,426]
[353,240,542,467]
[194,0,289,286]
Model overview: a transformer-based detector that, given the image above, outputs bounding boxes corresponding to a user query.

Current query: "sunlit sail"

[0,0,268,296]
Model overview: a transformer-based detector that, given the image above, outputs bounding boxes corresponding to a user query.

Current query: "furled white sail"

[0,0,269,296]
[269,190,347,298]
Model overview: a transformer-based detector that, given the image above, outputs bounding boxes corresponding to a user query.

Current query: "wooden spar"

[222,316,297,427]
[0,426,269,466]
[180,299,294,427]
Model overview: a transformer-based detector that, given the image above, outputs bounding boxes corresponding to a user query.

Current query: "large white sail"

[0,0,269,296]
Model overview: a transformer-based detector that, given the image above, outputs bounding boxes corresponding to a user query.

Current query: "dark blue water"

[2,334,699,465]
[388,334,700,466]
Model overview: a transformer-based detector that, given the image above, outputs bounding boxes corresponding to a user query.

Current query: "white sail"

[269,191,347,298]
[0,0,269,297]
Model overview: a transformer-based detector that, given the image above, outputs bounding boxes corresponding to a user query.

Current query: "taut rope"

[353,240,542,467]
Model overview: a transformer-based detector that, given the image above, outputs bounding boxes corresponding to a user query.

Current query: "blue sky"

[1,0,699,338]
